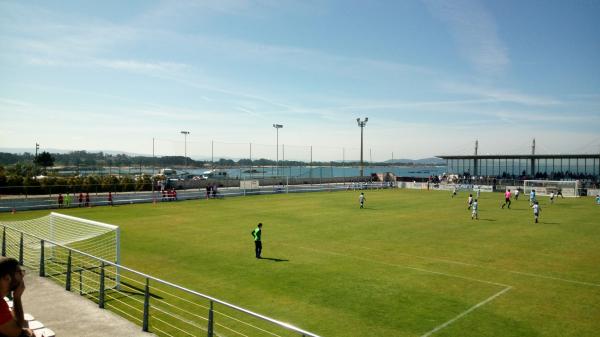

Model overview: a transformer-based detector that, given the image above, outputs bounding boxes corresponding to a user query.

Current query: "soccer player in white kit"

[532,201,541,223]
[471,199,479,220]
[359,192,366,209]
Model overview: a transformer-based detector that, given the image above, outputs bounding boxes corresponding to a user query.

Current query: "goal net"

[523,180,579,197]
[1,212,120,288]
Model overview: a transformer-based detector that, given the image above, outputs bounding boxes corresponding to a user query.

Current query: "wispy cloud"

[440,81,561,106]
[423,0,509,76]
[94,59,189,74]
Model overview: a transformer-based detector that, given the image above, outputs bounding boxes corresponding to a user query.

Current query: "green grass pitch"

[2,189,600,336]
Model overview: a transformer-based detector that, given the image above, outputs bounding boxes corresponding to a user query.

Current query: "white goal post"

[523,180,579,197]
[1,212,121,287]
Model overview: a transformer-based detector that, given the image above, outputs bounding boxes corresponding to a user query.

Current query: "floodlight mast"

[180,131,190,168]
[273,124,283,176]
[357,118,368,176]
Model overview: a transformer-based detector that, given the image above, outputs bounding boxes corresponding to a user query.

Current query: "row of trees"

[0,172,153,195]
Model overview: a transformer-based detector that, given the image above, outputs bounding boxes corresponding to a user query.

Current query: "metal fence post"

[143,278,150,332]
[39,240,45,277]
[1,227,5,257]
[207,300,214,337]
[79,269,83,295]
[19,233,24,265]
[66,250,72,291]
[99,262,105,309]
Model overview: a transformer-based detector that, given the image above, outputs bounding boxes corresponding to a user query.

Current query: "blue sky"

[1,0,599,161]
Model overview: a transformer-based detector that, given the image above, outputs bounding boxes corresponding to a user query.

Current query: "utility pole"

[531,138,536,176]
[356,117,368,176]
[474,139,479,176]
[273,124,283,176]
[35,142,39,173]
[249,142,252,179]
[180,131,190,169]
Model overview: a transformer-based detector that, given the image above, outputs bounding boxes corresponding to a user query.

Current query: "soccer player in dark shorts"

[251,223,263,258]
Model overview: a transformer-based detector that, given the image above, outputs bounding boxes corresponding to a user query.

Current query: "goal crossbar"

[0,212,121,286]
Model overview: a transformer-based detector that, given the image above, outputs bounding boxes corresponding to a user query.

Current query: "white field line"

[353,246,600,288]
[291,245,512,337]
[420,286,512,337]
[292,245,510,288]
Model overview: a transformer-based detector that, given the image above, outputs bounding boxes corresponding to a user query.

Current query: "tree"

[35,151,55,173]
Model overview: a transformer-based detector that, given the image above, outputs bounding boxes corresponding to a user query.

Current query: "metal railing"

[1,225,321,337]
[0,181,392,212]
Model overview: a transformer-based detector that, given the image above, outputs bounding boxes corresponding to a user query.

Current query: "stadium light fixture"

[273,124,283,176]
[180,131,190,168]
[357,118,368,176]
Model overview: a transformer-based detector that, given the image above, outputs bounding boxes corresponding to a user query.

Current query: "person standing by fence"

[65,193,72,207]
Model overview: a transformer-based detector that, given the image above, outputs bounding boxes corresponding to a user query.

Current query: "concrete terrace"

[23,272,154,337]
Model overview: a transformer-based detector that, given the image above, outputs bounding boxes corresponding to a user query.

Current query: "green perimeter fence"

[1,225,321,337]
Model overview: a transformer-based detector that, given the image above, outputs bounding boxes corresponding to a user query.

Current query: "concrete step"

[22,273,155,337]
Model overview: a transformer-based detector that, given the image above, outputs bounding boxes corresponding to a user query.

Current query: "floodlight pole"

[35,142,39,173]
[180,131,190,169]
[357,118,368,176]
[273,124,283,177]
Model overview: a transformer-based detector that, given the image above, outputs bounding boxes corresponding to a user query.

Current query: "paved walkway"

[22,272,155,337]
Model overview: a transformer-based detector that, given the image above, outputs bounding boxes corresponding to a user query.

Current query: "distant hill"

[0,147,445,166]
[385,157,445,165]
[0,147,145,156]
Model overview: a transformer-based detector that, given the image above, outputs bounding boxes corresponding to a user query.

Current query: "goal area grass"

[2,189,600,337]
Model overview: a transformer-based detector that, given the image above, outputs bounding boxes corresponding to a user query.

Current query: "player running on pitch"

[529,189,536,206]
[467,194,473,210]
[359,192,366,208]
[532,201,541,223]
[501,189,512,209]
[471,199,479,220]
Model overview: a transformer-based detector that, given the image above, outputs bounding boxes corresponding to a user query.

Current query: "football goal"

[1,212,120,287]
[523,180,579,197]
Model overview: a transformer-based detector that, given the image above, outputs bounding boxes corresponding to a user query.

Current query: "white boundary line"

[289,245,513,336]
[291,245,510,288]
[353,246,600,288]
[420,286,512,337]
